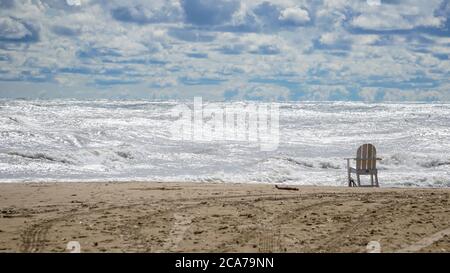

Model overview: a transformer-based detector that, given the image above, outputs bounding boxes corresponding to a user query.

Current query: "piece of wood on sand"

[275,185,299,191]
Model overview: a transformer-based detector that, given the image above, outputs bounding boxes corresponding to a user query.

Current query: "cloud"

[216,43,246,55]
[359,87,383,102]
[223,82,291,101]
[0,53,11,62]
[279,6,310,25]
[249,44,280,55]
[59,66,93,75]
[249,1,311,31]
[181,0,240,25]
[352,13,408,31]
[0,17,39,43]
[66,0,82,7]
[111,3,182,25]
[243,85,289,101]
[40,0,85,12]
[314,32,352,51]
[378,88,450,102]
[348,0,446,32]
[76,47,122,59]
[351,12,443,31]
[179,76,227,85]
[0,68,54,83]
[168,28,216,42]
[51,25,81,36]
[149,77,177,88]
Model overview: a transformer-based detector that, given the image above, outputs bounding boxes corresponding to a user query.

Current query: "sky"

[0,0,449,101]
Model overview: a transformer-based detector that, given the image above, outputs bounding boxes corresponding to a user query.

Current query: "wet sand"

[0,182,449,253]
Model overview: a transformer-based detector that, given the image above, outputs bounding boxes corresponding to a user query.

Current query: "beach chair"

[345,144,381,187]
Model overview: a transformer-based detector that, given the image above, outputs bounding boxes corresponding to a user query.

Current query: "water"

[0,100,449,187]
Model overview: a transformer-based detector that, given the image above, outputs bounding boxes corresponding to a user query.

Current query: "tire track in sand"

[19,192,298,252]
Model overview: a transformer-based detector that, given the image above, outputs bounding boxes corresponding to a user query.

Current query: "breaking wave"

[6,151,73,164]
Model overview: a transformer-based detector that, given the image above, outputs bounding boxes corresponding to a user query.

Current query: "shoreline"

[0,180,448,189]
[0,182,449,253]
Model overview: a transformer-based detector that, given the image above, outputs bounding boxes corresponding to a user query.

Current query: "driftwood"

[275,185,299,191]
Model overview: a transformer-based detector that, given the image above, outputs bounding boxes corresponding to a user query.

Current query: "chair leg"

[357,174,361,187]
[346,159,352,187]
[348,169,352,187]
[375,173,379,187]
[370,174,374,187]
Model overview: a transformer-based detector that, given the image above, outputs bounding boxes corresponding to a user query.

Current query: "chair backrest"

[356,144,377,170]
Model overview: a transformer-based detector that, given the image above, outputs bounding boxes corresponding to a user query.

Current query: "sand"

[0,182,449,253]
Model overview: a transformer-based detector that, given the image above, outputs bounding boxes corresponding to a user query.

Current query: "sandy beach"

[0,182,449,253]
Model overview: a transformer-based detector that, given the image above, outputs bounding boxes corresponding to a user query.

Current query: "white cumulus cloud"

[279,7,310,24]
